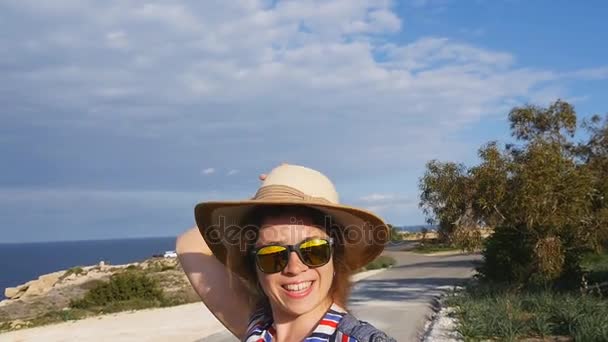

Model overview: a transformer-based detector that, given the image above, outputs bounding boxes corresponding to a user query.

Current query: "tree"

[508,99,576,144]
[469,142,509,229]
[419,100,608,286]
[418,160,475,243]
[578,114,608,250]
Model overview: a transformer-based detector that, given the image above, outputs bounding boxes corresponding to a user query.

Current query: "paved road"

[349,251,480,340]
[202,251,480,341]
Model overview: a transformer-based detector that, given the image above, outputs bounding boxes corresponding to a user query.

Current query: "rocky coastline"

[0,257,197,332]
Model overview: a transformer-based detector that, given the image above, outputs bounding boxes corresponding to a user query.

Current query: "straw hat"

[194,163,389,277]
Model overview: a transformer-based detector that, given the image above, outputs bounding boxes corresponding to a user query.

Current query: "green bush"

[412,239,460,254]
[99,298,163,313]
[476,225,534,284]
[145,260,175,273]
[70,271,164,309]
[28,308,89,327]
[364,256,396,270]
[582,251,608,289]
[160,264,176,272]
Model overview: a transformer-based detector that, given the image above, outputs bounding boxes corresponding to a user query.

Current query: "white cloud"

[360,193,395,202]
[563,67,608,80]
[227,169,239,176]
[132,3,204,32]
[382,37,514,70]
[1,0,606,239]
[353,193,419,222]
[2,1,604,166]
[105,31,128,49]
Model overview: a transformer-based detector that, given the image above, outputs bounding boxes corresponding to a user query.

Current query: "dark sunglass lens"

[299,239,331,267]
[256,246,288,273]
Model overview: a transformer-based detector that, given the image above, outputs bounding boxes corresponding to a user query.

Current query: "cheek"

[257,271,278,292]
[318,261,335,284]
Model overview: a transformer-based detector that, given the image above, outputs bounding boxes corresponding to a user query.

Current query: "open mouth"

[281,281,314,298]
[282,281,312,292]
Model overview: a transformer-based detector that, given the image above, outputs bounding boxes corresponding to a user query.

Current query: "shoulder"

[336,312,396,342]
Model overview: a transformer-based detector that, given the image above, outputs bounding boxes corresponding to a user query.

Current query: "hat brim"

[194,199,389,278]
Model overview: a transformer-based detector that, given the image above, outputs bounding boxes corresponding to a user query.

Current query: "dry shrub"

[452,226,483,252]
[534,236,565,281]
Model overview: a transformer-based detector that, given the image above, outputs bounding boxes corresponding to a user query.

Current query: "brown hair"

[237,204,353,309]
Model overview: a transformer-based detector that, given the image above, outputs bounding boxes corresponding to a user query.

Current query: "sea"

[0,226,432,301]
[0,237,176,300]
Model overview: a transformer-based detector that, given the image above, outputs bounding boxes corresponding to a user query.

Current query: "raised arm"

[176,226,253,339]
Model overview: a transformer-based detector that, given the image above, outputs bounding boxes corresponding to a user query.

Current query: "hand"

[259,162,287,181]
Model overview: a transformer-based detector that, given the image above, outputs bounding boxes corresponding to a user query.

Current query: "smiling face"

[255,213,334,319]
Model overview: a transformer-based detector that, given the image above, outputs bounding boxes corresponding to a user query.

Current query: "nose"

[283,251,308,275]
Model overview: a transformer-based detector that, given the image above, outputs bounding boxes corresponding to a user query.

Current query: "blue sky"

[1,0,607,242]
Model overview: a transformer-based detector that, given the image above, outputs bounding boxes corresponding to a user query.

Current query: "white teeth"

[283,281,312,292]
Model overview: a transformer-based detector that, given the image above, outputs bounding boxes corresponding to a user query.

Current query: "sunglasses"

[250,238,334,274]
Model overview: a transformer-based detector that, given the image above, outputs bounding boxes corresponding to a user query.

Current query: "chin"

[275,281,329,316]
[280,298,322,317]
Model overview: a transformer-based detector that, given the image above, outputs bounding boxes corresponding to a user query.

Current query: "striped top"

[244,303,357,342]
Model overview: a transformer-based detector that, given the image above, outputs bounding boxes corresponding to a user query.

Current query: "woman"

[177,164,395,341]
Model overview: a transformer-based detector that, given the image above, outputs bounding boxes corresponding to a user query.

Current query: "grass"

[447,285,608,341]
[581,251,608,286]
[447,250,608,342]
[412,239,462,254]
[28,308,90,326]
[363,255,396,270]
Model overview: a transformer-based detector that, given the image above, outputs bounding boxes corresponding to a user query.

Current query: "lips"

[281,280,315,298]
[282,281,312,292]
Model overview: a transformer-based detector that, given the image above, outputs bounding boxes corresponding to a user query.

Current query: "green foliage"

[125,264,140,271]
[477,226,534,284]
[161,265,176,272]
[70,271,164,309]
[579,115,608,250]
[413,239,461,254]
[419,100,608,285]
[29,309,89,326]
[419,161,475,243]
[97,298,162,313]
[582,251,608,274]
[581,251,608,293]
[364,256,396,270]
[508,99,577,143]
[145,260,176,273]
[447,284,608,341]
